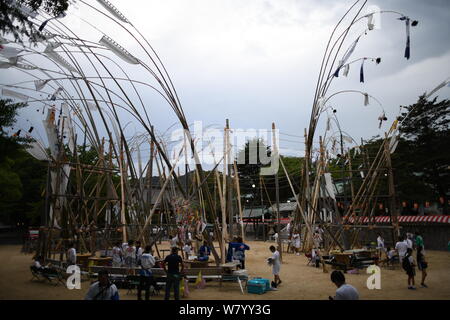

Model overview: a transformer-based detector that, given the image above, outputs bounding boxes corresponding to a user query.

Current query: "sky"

[3,0,450,164]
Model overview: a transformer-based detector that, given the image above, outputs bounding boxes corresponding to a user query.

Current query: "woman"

[268,245,281,288]
[417,245,428,288]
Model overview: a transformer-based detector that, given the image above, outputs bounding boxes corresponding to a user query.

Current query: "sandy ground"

[0,241,449,300]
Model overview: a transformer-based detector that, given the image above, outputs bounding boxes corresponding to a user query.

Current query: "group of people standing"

[377,232,428,290]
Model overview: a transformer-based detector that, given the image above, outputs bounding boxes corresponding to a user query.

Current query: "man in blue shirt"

[233,237,250,269]
[198,241,211,261]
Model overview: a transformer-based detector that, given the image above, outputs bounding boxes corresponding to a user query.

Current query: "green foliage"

[0,0,69,43]
[397,95,450,212]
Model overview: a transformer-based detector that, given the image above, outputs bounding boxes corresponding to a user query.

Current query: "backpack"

[402,255,411,271]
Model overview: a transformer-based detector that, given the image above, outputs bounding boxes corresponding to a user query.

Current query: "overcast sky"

[4,0,450,161]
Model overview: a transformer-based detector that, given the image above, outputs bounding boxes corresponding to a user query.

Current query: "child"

[312,248,321,268]
[268,245,281,288]
[417,245,428,288]
[403,248,416,290]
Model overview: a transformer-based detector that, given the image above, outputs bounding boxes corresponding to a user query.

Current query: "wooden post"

[119,136,127,244]
[385,133,400,242]
[260,176,266,242]
[226,119,234,240]
[233,160,245,241]
[272,123,282,262]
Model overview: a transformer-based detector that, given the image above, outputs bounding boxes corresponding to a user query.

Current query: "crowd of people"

[31,225,433,301]
[376,231,429,290]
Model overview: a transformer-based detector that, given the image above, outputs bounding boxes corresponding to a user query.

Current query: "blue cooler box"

[247,278,271,294]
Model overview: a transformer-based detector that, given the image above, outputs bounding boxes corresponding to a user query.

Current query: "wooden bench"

[184,267,223,280]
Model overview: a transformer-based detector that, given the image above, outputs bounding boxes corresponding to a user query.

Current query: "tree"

[235,138,271,200]
[0,99,47,226]
[397,95,450,213]
[1,0,69,43]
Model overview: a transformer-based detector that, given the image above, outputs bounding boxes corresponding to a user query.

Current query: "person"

[268,245,281,288]
[292,231,301,256]
[169,235,178,249]
[123,240,136,268]
[312,248,321,268]
[416,245,428,288]
[405,234,413,249]
[66,242,77,266]
[386,246,397,266]
[403,248,416,290]
[313,232,322,249]
[198,241,211,261]
[183,241,193,259]
[163,247,184,300]
[135,241,143,266]
[415,232,424,251]
[395,236,408,265]
[32,255,46,271]
[85,270,119,300]
[273,232,279,243]
[138,245,156,300]
[226,237,238,262]
[329,270,359,300]
[376,233,385,259]
[376,233,385,250]
[111,242,123,267]
[233,237,250,269]
[316,225,325,247]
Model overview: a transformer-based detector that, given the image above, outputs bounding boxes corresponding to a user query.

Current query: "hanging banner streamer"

[333,37,360,77]
[363,93,369,106]
[343,63,350,77]
[1,88,29,101]
[360,59,365,83]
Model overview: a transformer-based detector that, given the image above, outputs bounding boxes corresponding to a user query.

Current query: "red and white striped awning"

[344,215,450,224]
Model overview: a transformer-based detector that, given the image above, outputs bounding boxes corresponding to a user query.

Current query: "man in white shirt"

[85,270,119,300]
[395,236,408,264]
[138,245,156,300]
[67,243,77,266]
[329,271,359,300]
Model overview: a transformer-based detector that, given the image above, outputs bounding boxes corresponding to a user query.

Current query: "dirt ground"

[0,241,449,300]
